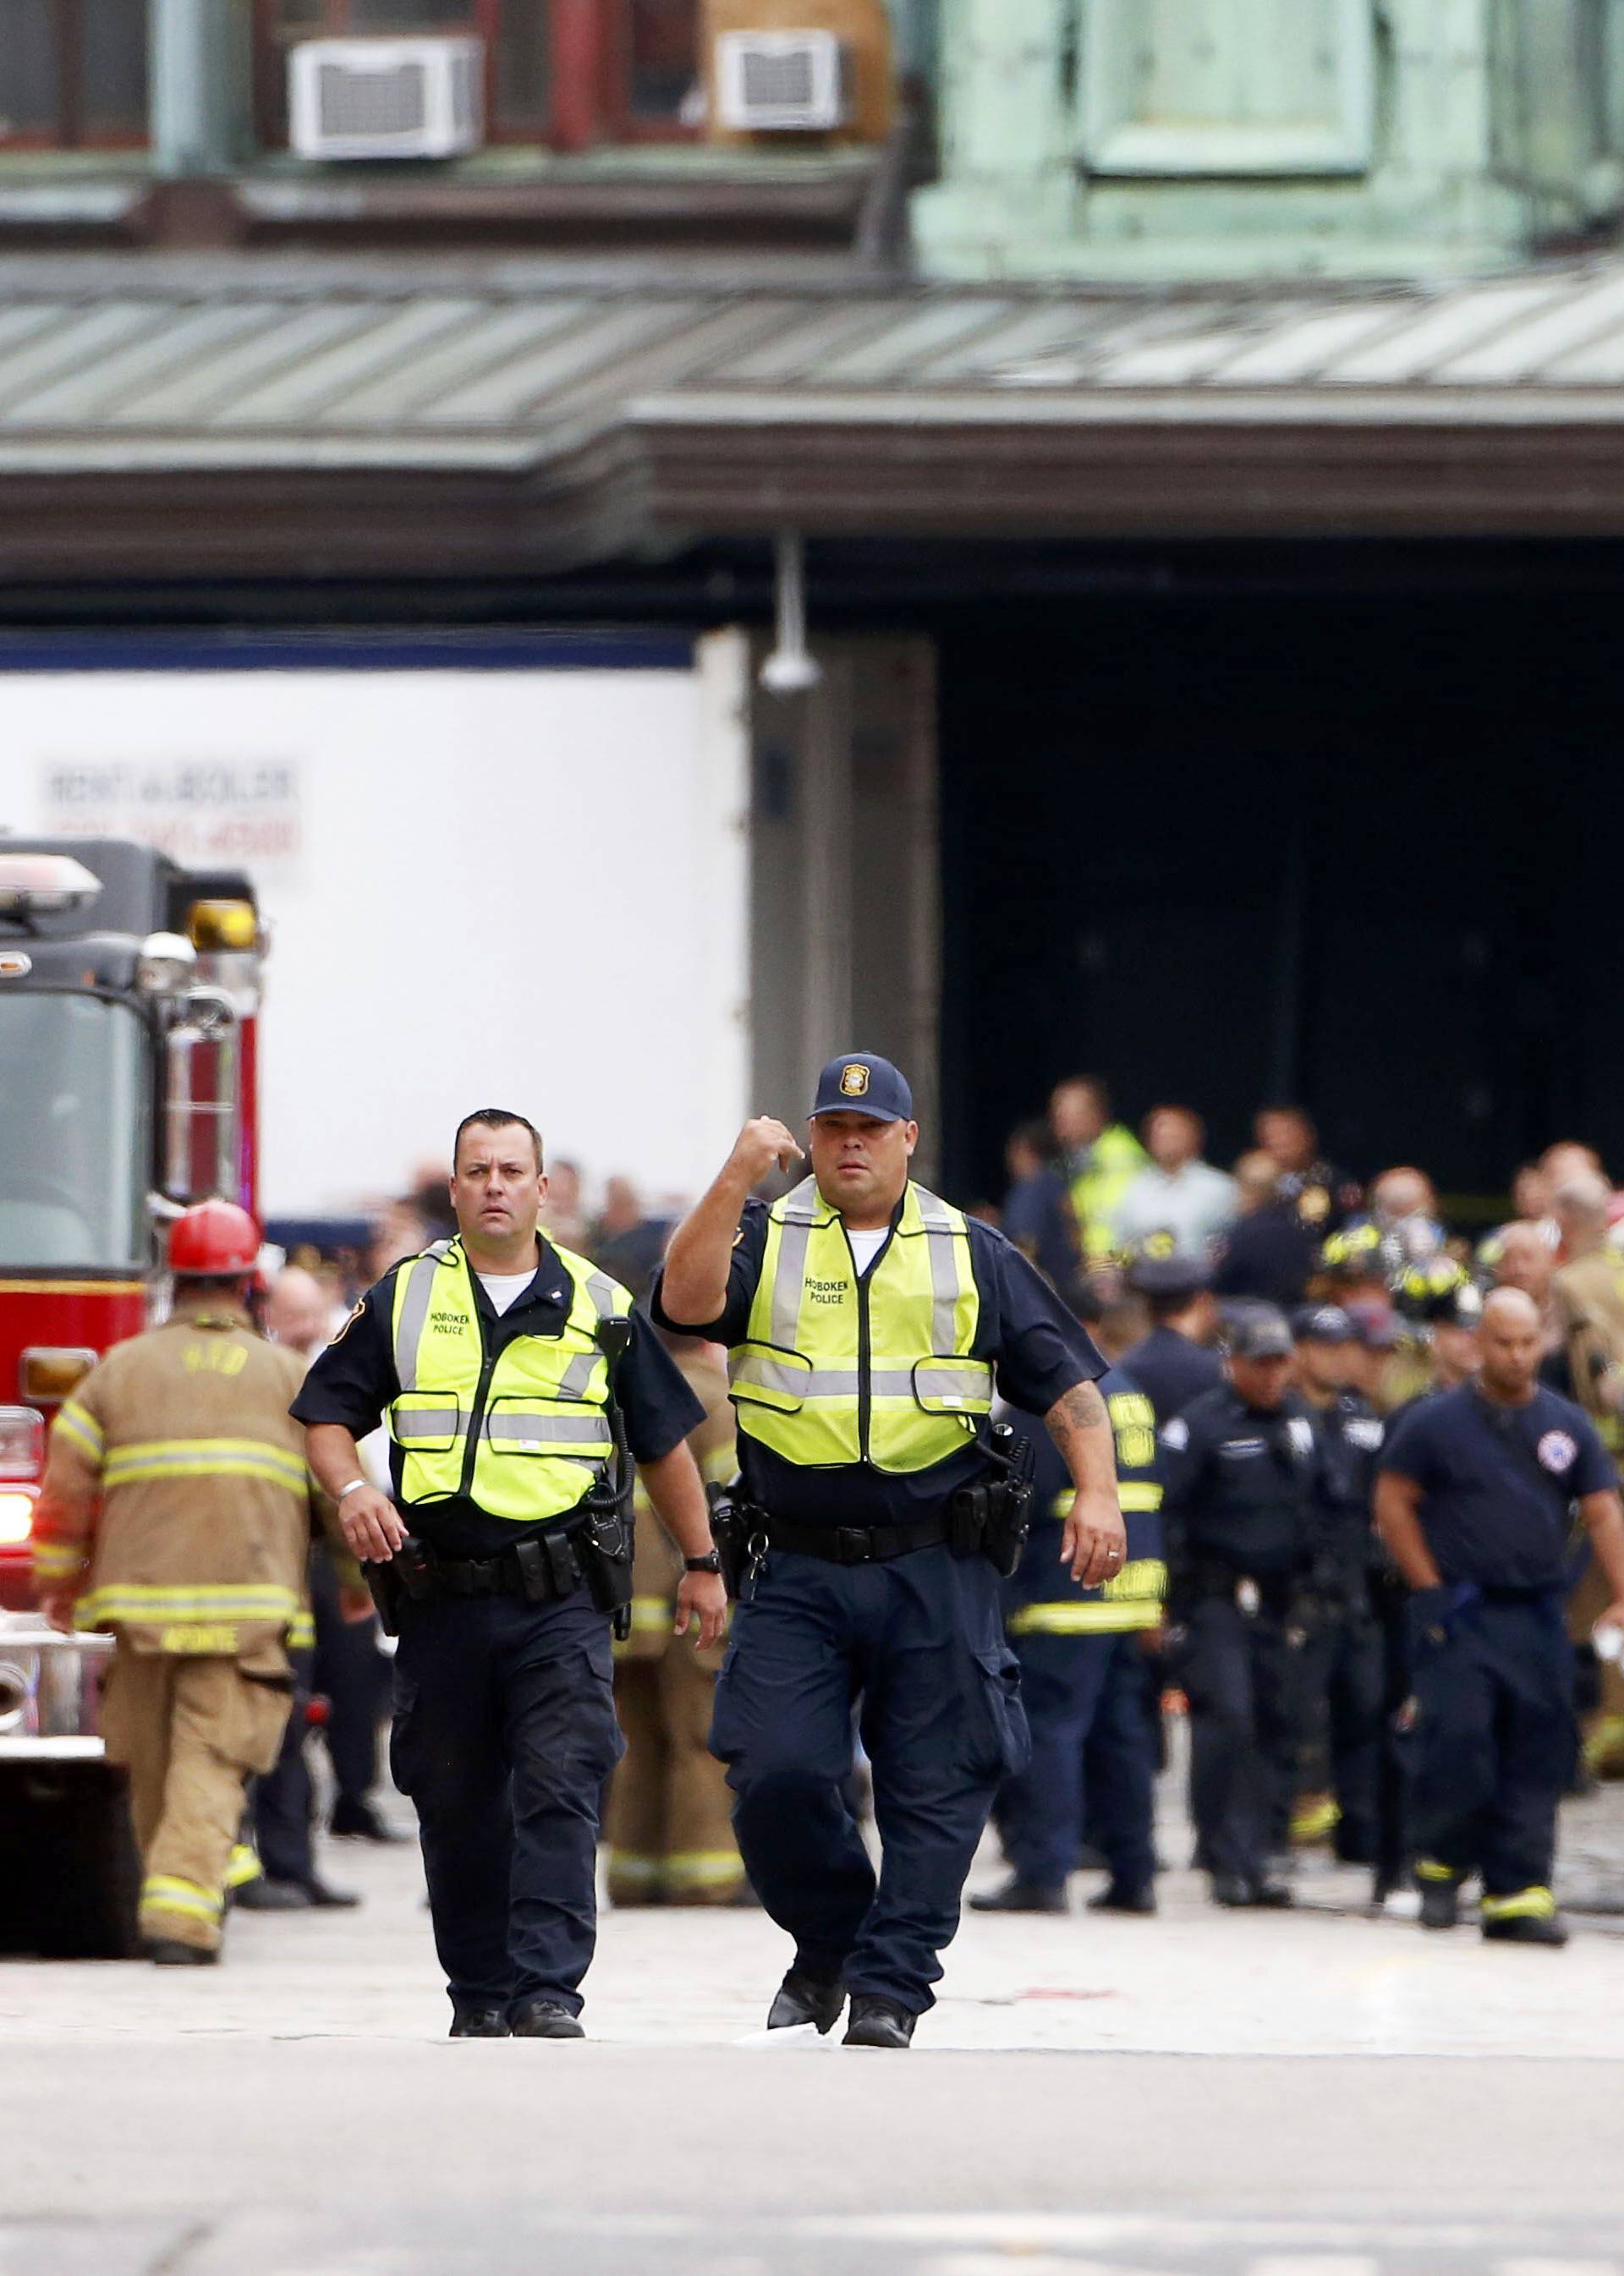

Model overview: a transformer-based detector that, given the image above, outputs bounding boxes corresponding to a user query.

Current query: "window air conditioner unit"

[716,30,851,133]
[288,37,485,162]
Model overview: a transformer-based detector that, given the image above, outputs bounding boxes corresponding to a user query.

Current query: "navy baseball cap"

[1226,1304,1294,1361]
[1346,1300,1400,1352]
[809,1052,914,1123]
[1291,1303,1356,1346]
[1122,1235,1210,1300]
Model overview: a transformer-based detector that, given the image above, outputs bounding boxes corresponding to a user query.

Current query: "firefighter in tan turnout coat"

[30,1200,338,1964]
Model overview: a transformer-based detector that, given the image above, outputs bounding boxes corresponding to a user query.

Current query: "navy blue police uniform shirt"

[650,1195,1104,1527]
[1380,1382,1615,1591]
[1159,1384,1322,1581]
[1121,1324,1224,1429]
[292,1238,705,1560]
[1006,1362,1163,1617]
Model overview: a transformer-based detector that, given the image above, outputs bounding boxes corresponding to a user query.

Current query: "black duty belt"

[764,1512,951,1566]
[403,1528,585,1604]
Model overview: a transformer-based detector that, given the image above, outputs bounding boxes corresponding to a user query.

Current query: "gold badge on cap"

[840,1063,871,1097]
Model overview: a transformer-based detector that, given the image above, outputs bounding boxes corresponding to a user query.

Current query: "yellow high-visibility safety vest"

[728,1178,993,1473]
[388,1238,630,1524]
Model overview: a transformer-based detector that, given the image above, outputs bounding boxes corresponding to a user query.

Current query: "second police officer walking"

[656,1054,1125,2049]
[1160,1303,1320,1908]
[295,1108,727,2038]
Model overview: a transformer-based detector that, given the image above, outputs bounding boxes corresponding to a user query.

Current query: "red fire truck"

[0,838,263,1955]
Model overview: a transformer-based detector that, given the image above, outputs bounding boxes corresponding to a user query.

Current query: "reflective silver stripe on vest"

[914,1363,994,1407]
[392,1241,453,1394]
[557,1350,599,1399]
[393,1406,461,1442]
[730,1357,930,1401]
[772,1178,823,1349]
[557,1270,621,1397]
[485,1412,614,1448]
[912,1187,963,1354]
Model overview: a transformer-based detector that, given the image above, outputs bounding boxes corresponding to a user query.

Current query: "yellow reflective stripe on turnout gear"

[665,1849,744,1889]
[142,1873,222,1922]
[102,1438,307,1492]
[1479,1884,1555,1922]
[288,1610,315,1649]
[602,1849,661,1885]
[1049,1482,1161,1517]
[1007,1599,1162,1636]
[731,1179,990,1473]
[388,1237,630,1525]
[228,1843,263,1889]
[1415,1857,1460,1883]
[75,1581,302,1628]
[32,1538,85,1580]
[55,1399,104,1465]
[627,1596,672,1634]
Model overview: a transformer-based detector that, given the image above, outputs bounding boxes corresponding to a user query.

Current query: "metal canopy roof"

[7,255,1624,573]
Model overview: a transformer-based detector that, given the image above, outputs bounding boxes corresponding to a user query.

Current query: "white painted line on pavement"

[1248,2259,1380,2276]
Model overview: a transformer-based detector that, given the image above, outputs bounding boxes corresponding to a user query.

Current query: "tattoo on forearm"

[1045,1379,1108,1457]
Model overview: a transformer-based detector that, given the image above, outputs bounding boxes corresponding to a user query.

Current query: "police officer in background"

[1121,1242,1223,1427]
[1376,1286,1624,1945]
[1288,1304,1384,1864]
[296,1109,726,2038]
[656,1054,1122,2049]
[973,1303,1165,1917]
[1161,1304,1320,1907]
[1367,1265,1482,1903]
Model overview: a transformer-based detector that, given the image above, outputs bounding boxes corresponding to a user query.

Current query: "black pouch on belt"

[362,1557,403,1637]
[578,1515,634,1617]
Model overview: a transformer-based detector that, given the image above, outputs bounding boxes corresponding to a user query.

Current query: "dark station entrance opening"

[935,553,1624,1216]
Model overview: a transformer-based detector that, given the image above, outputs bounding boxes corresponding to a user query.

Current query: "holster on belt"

[949,1420,1037,1578]
[709,1484,768,1601]
[362,1556,403,1637]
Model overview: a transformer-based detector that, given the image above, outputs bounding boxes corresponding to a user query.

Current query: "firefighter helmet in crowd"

[168,1199,261,1278]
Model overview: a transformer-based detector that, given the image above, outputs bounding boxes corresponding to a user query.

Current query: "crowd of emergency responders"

[25,1078,1624,1962]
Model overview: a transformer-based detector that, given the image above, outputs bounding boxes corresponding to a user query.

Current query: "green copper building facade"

[916,0,1624,277]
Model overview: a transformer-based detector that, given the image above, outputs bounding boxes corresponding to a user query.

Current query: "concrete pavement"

[4,1783,1624,2275]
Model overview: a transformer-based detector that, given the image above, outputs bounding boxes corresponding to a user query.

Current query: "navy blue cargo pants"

[1178,1594,1298,1885]
[391,1590,623,2018]
[710,1544,1028,2014]
[1407,1590,1574,1901]
[997,1631,1157,1895]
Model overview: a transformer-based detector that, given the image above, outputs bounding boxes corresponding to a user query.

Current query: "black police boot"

[968,1875,1068,1915]
[767,1966,845,2035]
[843,1995,916,2049]
[1418,1879,1462,1931]
[1482,1912,1568,1949]
[510,1998,586,2039]
[1210,1875,1292,1910]
[232,1877,312,1911]
[1087,1882,1157,1916]
[448,2005,511,2038]
[329,1797,410,1843]
[301,1877,362,1910]
[148,1939,218,1966]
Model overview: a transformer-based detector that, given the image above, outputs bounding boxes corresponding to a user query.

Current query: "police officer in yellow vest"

[295,1109,726,2039]
[656,1055,1124,2049]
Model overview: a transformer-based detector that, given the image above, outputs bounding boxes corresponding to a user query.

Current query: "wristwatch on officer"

[684,1551,722,1575]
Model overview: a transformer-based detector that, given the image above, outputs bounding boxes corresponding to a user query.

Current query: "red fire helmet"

[168,1199,261,1277]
